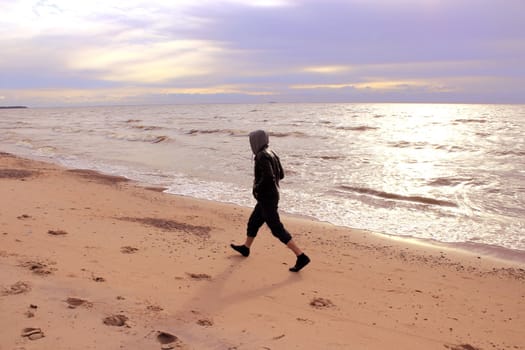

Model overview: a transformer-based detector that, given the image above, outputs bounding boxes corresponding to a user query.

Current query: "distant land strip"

[0,106,28,109]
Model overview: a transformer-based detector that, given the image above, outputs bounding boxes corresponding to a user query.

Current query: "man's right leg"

[261,202,311,272]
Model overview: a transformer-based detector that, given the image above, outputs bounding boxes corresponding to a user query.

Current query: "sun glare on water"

[371,104,470,200]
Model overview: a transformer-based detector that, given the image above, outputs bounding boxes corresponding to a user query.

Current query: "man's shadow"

[174,254,303,318]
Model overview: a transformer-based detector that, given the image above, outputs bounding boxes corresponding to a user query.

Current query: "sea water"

[1,103,524,255]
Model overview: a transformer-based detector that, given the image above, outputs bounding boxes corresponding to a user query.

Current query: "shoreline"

[77,176,525,266]
[1,151,524,349]
[4,151,525,265]
[371,232,525,266]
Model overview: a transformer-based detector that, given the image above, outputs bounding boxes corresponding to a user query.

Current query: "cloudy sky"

[1,0,524,107]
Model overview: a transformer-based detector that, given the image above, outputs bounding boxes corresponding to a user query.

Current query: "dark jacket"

[253,147,284,202]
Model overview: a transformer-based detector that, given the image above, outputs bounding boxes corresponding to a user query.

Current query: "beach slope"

[1,152,524,350]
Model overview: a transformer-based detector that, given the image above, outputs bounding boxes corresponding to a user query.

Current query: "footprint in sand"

[445,344,481,350]
[0,169,35,179]
[186,272,211,280]
[65,297,93,309]
[25,311,35,318]
[196,319,213,327]
[146,305,164,312]
[156,331,178,344]
[48,229,68,236]
[103,314,128,327]
[296,317,314,325]
[21,327,45,340]
[120,246,139,254]
[24,304,38,318]
[2,281,31,295]
[309,297,334,309]
[156,331,185,349]
[19,261,54,275]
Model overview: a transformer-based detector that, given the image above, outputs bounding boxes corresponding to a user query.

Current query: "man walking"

[231,130,311,272]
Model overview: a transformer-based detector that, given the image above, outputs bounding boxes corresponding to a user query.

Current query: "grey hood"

[249,129,269,154]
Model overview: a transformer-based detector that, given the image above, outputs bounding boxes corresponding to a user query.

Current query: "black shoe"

[230,244,250,257]
[289,253,310,272]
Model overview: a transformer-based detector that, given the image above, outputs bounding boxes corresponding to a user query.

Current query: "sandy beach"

[1,151,524,350]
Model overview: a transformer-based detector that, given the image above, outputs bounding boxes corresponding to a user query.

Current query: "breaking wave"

[427,177,476,187]
[186,129,246,136]
[129,124,165,131]
[337,185,458,208]
[454,118,487,124]
[107,133,171,144]
[335,125,379,131]
[389,141,469,153]
[269,131,309,137]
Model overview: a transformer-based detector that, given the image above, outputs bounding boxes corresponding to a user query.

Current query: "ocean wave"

[123,119,165,131]
[16,139,34,148]
[37,146,57,154]
[335,125,379,131]
[427,177,476,187]
[129,124,164,131]
[2,121,32,129]
[491,150,525,157]
[434,145,470,152]
[311,155,346,160]
[337,185,458,207]
[151,136,169,144]
[186,129,246,136]
[186,129,309,138]
[389,141,469,152]
[269,131,309,137]
[52,126,84,133]
[454,118,487,124]
[389,141,429,149]
[107,133,171,144]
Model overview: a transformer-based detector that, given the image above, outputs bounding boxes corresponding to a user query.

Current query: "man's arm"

[253,153,276,197]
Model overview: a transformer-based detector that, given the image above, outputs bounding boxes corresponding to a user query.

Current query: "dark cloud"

[181,0,525,65]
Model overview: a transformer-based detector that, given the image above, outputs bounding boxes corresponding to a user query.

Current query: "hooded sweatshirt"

[249,130,284,201]
[249,130,269,155]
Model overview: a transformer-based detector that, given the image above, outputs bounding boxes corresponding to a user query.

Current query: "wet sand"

[1,152,524,350]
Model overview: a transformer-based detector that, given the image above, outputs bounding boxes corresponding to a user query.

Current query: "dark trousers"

[247,200,292,244]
